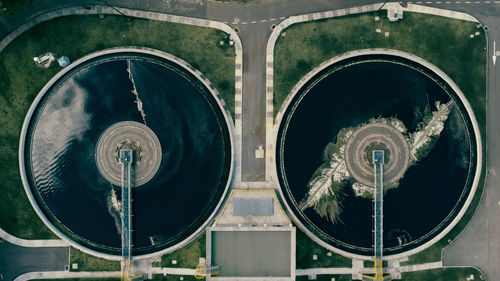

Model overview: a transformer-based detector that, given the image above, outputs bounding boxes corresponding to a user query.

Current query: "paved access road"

[439,5,500,280]
[0,241,68,281]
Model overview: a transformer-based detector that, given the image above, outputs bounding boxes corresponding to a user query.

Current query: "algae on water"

[300,101,451,224]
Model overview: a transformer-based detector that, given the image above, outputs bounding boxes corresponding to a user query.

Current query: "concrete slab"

[207,227,295,280]
[214,190,291,226]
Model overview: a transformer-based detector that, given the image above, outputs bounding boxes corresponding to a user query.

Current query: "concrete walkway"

[14,271,121,281]
[295,261,443,276]
[14,267,196,281]
[0,228,67,248]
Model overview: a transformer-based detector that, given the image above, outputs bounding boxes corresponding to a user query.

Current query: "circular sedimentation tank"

[20,48,233,258]
[275,50,481,257]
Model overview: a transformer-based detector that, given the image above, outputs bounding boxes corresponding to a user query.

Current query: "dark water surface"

[25,53,231,255]
[277,55,476,255]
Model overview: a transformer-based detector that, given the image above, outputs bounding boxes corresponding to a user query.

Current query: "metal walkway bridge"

[363,150,392,281]
[120,149,133,263]
[120,149,141,281]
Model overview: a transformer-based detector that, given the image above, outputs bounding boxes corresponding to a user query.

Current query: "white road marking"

[260,19,267,22]
[446,1,451,3]
[250,20,257,23]
[270,18,276,21]
[455,1,461,3]
[279,16,286,19]
[465,1,471,3]
[223,21,228,24]
[493,41,497,66]
[241,22,248,24]
[436,1,442,3]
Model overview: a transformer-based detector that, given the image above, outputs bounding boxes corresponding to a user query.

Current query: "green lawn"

[296,229,352,269]
[401,267,485,281]
[153,233,206,269]
[0,14,235,239]
[69,247,120,272]
[0,0,36,14]
[274,11,486,127]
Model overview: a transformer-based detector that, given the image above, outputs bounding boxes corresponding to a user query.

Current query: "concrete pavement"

[238,23,270,183]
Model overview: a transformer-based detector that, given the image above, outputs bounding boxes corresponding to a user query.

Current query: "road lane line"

[270,18,276,21]
[260,19,267,22]
[241,22,247,24]
[279,16,285,19]
[250,20,257,23]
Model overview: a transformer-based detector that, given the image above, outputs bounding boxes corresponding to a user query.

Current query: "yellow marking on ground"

[361,259,391,281]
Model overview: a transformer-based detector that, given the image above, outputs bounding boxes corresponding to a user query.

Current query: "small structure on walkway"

[387,9,403,21]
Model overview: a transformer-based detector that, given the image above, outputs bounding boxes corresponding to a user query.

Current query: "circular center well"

[96,121,162,187]
[344,123,409,187]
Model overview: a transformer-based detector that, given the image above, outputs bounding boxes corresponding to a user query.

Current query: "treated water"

[25,53,231,255]
[278,57,475,255]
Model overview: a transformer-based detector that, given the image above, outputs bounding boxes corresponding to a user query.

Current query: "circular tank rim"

[19,46,236,261]
[271,48,483,260]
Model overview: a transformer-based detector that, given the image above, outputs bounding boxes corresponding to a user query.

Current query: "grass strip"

[69,247,120,272]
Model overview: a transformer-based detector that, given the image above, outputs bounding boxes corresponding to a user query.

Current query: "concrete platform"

[206,227,295,281]
[213,190,291,227]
